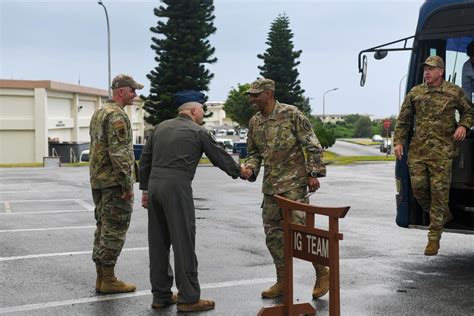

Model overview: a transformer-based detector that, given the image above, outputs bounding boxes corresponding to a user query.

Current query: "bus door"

[357,0,474,234]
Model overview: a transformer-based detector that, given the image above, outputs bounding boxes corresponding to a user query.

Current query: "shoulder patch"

[208,130,217,142]
[301,118,311,132]
[113,120,125,130]
[112,119,127,140]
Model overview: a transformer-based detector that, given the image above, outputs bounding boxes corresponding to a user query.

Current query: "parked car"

[239,129,248,139]
[372,134,383,142]
[216,129,227,137]
[226,128,235,136]
[80,150,90,162]
[380,139,392,153]
[216,138,234,153]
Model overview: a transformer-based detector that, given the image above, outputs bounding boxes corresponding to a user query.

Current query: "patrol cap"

[172,90,206,107]
[422,55,445,69]
[246,78,275,94]
[111,74,144,90]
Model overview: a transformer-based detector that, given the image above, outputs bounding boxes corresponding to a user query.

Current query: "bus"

[358,0,474,234]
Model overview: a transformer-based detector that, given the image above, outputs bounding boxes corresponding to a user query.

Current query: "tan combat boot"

[99,265,137,294]
[95,264,102,293]
[261,267,284,298]
[424,240,440,256]
[312,265,329,299]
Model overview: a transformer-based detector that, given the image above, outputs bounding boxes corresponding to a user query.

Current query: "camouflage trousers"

[262,186,323,270]
[92,186,133,266]
[408,158,453,241]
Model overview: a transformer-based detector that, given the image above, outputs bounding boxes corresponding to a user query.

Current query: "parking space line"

[0,198,91,203]
[3,201,11,213]
[0,189,72,194]
[0,278,274,314]
[0,247,148,262]
[0,209,92,215]
[0,225,95,233]
[75,199,95,211]
[1,182,54,187]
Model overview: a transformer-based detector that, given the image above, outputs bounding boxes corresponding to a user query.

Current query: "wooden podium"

[258,195,350,316]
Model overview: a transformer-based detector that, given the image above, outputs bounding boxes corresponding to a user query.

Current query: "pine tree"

[257,14,306,112]
[143,0,217,126]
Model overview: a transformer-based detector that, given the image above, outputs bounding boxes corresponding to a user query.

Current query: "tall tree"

[353,116,373,138]
[308,116,336,149]
[257,14,306,112]
[223,83,257,128]
[143,0,217,126]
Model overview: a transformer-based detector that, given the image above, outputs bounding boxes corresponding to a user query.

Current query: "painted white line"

[75,199,95,211]
[0,247,148,262]
[0,177,44,180]
[0,198,88,203]
[0,209,93,215]
[0,182,54,186]
[0,189,72,194]
[0,278,274,314]
[0,225,95,233]
[3,201,11,213]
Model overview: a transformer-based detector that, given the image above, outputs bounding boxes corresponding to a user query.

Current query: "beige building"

[314,113,375,124]
[203,101,237,127]
[0,80,145,164]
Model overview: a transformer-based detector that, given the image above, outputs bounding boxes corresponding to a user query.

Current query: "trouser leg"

[427,159,453,241]
[94,186,133,266]
[160,179,200,304]
[147,186,174,304]
[261,187,308,270]
[408,159,432,212]
[92,189,103,264]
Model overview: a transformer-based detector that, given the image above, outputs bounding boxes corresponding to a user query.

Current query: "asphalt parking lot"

[1,163,474,315]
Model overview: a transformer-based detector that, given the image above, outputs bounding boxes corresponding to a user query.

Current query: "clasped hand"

[239,164,253,180]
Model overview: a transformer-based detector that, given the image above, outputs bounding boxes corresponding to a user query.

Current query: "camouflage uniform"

[394,80,473,241]
[89,100,135,265]
[245,101,326,269]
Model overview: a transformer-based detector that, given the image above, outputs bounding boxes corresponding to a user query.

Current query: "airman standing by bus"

[394,56,474,256]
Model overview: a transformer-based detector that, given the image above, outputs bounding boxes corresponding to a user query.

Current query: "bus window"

[445,37,474,87]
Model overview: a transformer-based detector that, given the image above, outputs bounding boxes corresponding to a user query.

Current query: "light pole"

[98,0,111,99]
[322,88,339,122]
[398,74,407,113]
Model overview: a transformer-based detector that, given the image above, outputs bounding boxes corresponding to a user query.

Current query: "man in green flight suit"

[139,90,248,312]
[242,78,328,300]
[89,74,143,294]
[394,56,473,256]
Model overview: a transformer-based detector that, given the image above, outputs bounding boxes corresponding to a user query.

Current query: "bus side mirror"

[374,50,388,60]
[360,55,367,87]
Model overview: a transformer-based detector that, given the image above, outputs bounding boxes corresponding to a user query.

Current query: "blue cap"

[172,90,206,107]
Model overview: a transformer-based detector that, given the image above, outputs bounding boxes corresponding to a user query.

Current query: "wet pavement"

[1,163,473,315]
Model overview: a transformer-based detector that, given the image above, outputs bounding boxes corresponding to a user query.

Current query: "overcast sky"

[1,0,425,117]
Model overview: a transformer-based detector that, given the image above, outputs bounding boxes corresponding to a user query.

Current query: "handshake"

[239,164,253,180]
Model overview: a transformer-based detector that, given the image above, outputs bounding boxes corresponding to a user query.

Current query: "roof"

[0,79,108,97]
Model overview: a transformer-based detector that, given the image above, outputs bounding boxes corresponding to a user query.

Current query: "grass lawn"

[339,138,382,146]
[323,150,394,165]
[1,153,394,168]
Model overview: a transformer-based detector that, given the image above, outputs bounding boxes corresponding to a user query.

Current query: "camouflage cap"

[423,55,444,69]
[111,74,144,90]
[246,78,275,94]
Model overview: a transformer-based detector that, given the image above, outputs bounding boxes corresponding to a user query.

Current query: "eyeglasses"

[247,92,261,97]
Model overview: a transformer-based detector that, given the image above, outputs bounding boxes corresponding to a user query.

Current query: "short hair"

[467,41,474,58]
[178,101,202,112]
